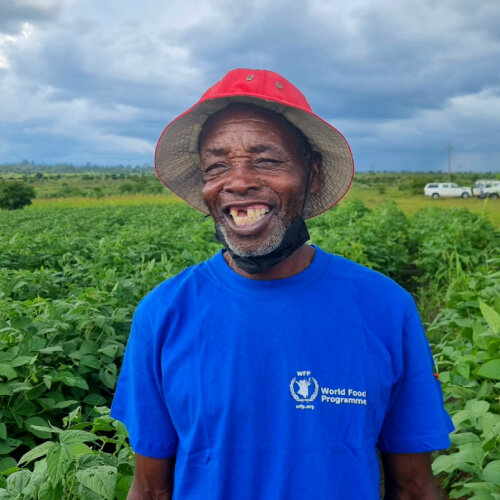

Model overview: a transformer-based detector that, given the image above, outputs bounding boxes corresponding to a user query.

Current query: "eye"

[202,162,228,179]
[254,158,282,168]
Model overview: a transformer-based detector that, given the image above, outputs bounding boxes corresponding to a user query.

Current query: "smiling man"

[199,103,321,279]
[111,69,453,500]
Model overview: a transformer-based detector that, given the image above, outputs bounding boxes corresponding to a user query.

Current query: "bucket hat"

[155,68,354,219]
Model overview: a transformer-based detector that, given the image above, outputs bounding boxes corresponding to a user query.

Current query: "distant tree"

[92,187,104,198]
[0,181,36,210]
[119,182,139,194]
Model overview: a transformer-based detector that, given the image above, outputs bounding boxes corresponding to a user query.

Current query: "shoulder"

[315,247,418,327]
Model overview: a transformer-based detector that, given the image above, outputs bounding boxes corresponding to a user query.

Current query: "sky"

[1,0,499,172]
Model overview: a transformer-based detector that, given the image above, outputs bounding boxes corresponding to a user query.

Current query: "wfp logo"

[290,371,319,405]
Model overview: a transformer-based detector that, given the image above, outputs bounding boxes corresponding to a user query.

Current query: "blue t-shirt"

[111,247,453,499]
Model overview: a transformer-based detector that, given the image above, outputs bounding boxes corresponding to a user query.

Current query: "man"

[111,68,453,499]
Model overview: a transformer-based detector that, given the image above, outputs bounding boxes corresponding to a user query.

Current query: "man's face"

[199,106,310,257]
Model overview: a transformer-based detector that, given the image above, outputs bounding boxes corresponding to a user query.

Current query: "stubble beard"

[214,216,289,257]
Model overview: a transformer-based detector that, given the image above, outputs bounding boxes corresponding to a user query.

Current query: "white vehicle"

[424,183,472,199]
[471,180,500,199]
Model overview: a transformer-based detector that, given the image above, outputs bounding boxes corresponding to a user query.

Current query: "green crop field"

[0,196,499,498]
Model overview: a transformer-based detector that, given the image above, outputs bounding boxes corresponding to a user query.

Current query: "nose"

[223,164,260,194]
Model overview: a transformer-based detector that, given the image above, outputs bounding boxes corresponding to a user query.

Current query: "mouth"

[228,204,270,227]
[218,202,274,237]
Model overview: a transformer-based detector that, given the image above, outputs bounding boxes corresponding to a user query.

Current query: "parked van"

[471,180,500,198]
[424,183,472,198]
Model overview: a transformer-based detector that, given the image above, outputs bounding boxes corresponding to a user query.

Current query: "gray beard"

[214,218,288,257]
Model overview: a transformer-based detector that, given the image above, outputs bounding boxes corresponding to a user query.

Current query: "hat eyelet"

[276,81,283,89]
[246,75,254,81]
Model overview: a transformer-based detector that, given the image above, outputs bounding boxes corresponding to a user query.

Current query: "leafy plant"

[0,201,498,498]
[0,407,133,500]
[430,264,500,498]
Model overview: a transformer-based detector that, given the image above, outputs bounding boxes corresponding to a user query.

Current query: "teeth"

[229,206,269,226]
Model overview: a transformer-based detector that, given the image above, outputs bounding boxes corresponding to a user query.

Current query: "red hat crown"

[199,68,313,113]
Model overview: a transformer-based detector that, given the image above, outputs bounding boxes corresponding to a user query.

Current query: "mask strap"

[300,152,313,218]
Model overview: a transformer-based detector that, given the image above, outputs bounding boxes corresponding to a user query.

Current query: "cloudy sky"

[1,0,499,172]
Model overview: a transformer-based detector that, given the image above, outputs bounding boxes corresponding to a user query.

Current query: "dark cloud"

[173,0,500,122]
[0,0,499,171]
[0,0,63,34]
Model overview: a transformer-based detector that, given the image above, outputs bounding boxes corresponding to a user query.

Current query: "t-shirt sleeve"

[377,304,454,453]
[111,316,178,458]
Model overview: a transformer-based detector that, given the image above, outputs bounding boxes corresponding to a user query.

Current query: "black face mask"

[214,216,310,275]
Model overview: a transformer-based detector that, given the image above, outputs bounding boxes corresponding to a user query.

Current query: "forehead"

[199,105,302,151]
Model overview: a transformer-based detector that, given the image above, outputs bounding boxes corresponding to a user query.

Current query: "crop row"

[0,201,498,498]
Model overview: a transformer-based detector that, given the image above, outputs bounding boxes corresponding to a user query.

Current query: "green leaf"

[477,360,500,380]
[30,424,61,435]
[22,460,47,499]
[0,384,12,397]
[10,355,35,368]
[39,346,64,354]
[0,438,22,455]
[70,442,94,457]
[432,454,457,474]
[99,363,117,389]
[80,355,101,369]
[480,301,500,334]
[483,460,500,486]
[76,465,117,500]
[462,482,498,498]
[473,326,490,350]
[53,399,79,409]
[83,393,107,405]
[457,442,485,468]
[46,443,73,486]
[468,400,490,418]
[98,345,118,358]
[434,442,485,476]
[11,317,32,330]
[478,413,500,438]
[0,423,6,440]
[38,480,63,500]
[0,457,16,472]
[115,475,133,500]
[38,398,56,410]
[43,375,52,390]
[450,432,481,445]
[18,441,55,465]
[454,318,475,328]
[25,416,52,439]
[455,362,470,380]
[13,398,36,417]
[7,381,32,393]
[6,470,31,496]
[0,364,17,380]
[63,405,82,426]
[452,409,474,427]
[59,430,99,445]
[59,373,89,390]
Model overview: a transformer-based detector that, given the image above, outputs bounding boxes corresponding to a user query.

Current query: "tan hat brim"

[155,96,354,219]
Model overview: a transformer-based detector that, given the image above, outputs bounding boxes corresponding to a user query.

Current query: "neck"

[223,244,316,280]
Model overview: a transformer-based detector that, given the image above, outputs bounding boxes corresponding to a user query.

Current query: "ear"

[308,153,322,195]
